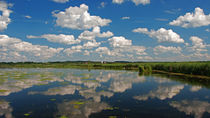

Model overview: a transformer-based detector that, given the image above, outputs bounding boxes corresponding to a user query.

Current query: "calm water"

[0,69,210,118]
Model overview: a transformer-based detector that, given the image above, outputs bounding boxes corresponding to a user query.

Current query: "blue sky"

[0,0,210,62]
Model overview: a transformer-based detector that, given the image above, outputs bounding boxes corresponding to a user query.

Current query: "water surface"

[0,68,210,118]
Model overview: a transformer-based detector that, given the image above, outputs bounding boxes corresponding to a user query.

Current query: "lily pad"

[59,115,68,118]
[50,98,56,101]
[24,113,31,116]
[0,89,8,93]
[109,116,117,118]
[70,101,85,105]
[73,105,80,109]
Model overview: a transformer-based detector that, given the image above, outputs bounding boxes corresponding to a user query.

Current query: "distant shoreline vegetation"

[0,61,210,78]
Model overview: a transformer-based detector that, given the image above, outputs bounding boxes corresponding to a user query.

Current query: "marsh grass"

[0,61,209,77]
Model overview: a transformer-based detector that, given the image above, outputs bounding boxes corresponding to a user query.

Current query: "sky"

[0,0,210,62]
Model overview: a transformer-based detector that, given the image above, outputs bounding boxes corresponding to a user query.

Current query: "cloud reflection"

[0,99,13,118]
[55,99,110,118]
[29,70,145,102]
[169,100,210,118]
[0,69,63,96]
[134,85,184,101]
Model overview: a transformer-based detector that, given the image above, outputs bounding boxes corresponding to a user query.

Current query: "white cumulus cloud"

[189,36,207,53]
[108,36,132,48]
[0,35,20,45]
[25,15,32,19]
[169,7,210,28]
[190,36,206,49]
[95,45,147,60]
[78,26,113,41]
[83,41,101,49]
[53,4,111,30]
[0,35,63,61]
[63,45,82,56]
[0,1,12,31]
[153,45,182,55]
[27,34,80,45]
[112,0,124,4]
[113,0,150,5]
[99,2,106,8]
[133,27,184,43]
[52,0,69,3]
[172,36,210,61]
[131,0,150,5]
[121,16,130,20]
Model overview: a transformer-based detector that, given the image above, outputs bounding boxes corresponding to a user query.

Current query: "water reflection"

[134,85,184,101]
[55,99,110,118]
[29,70,145,102]
[79,88,114,102]
[153,76,172,83]
[29,85,81,96]
[152,73,210,89]
[0,69,209,118]
[0,69,63,96]
[190,86,202,92]
[169,100,210,118]
[63,71,146,93]
[108,72,146,93]
[0,99,13,118]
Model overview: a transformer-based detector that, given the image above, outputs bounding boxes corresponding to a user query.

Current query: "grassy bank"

[0,61,209,77]
[150,62,210,77]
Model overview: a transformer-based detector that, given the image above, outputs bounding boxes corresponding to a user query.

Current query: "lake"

[0,68,210,118]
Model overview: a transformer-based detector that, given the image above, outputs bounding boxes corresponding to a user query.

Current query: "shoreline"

[0,66,210,80]
[0,61,210,79]
[152,70,210,80]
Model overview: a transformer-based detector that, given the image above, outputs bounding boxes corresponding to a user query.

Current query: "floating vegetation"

[81,77,90,79]
[70,101,85,105]
[0,90,8,93]
[72,73,93,80]
[105,107,119,111]
[0,69,65,96]
[109,116,117,118]
[73,105,80,109]
[59,115,68,118]
[24,112,32,116]
[106,107,114,110]
[0,79,5,85]
[114,107,119,109]
[40,78,53,81]
[79,73,93,77]
[36,83,48,86]
[82,80,98,83]
[59,81,70,85]
[55,72,64,76]
[56,99,110,118]
[50,98,56,101]
[0,100,7,105]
